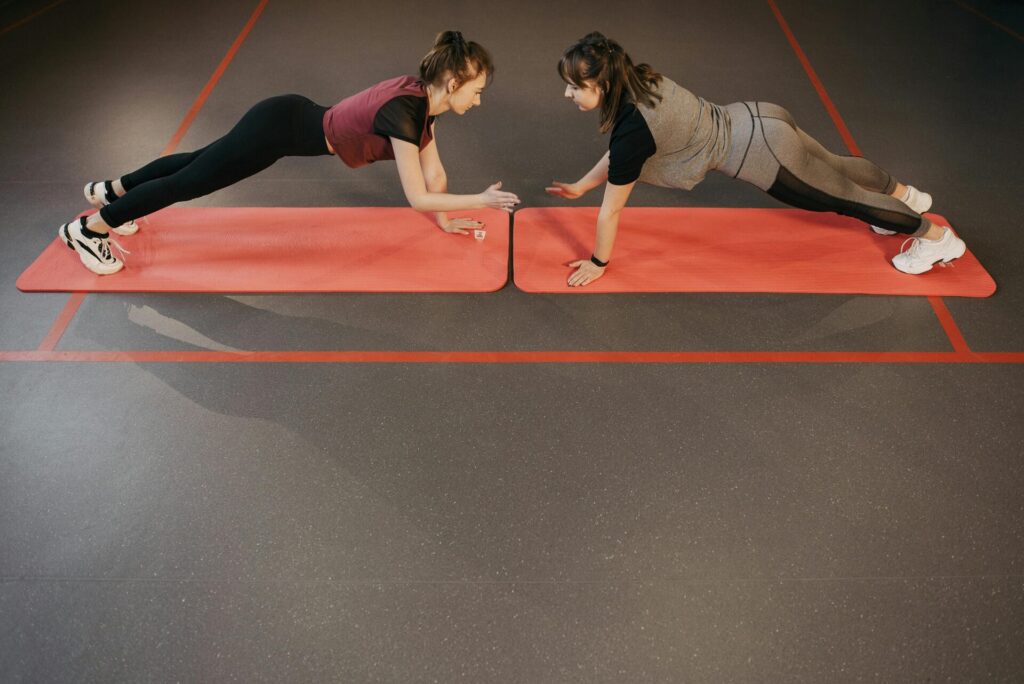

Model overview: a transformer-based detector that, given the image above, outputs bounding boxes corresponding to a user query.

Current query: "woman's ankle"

[85,213,111,235]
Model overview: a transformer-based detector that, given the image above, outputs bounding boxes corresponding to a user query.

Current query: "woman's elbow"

[406,193,429,212]
[425,172,447,192]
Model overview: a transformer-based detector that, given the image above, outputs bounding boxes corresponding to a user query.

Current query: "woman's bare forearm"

[577,151,610,193]
[593,207,621,262]
[425,174,450,226]
[408,190,483,213]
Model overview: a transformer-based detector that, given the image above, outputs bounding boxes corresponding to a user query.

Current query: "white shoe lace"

[898,232,953,268]
[898,237,920,258]
[108,236,130,263]
[92,234,131,264]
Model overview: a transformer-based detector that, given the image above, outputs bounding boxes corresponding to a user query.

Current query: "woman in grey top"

[546,32,967,287]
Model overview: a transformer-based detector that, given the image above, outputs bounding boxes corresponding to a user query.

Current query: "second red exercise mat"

[512,207,995,297]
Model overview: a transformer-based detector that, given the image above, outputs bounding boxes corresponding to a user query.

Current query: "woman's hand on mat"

[481,182,521,213]
[567,259,605,287]
[441,217,483,235]
[545,181,584,200]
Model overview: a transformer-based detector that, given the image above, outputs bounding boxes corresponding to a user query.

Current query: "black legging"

[100,94,330,227]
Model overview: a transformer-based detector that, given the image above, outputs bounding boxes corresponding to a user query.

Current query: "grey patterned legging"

[718,101,928,236]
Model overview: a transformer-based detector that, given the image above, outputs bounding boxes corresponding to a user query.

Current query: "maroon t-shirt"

[322,75,435,168]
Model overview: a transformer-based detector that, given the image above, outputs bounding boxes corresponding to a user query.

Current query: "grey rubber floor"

[1,0,1022,681]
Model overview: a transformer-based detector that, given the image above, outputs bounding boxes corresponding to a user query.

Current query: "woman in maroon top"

[61,31,520,275]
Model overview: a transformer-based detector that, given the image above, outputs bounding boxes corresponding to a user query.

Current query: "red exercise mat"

[18,207,508,293]
[513,207,996,297]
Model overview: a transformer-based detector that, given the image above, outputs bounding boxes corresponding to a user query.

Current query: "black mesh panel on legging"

[767,166,923,235]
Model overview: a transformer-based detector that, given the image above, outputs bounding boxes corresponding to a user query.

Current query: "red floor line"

[0,0,67,37]
[161,0,270,156]
[765,0,861,156]
[765,0,971,353]
[927,296,971,353]
[33,0,270,353]
[2,350,1024,364]
[36,292,86,352]
[952,0,1023,41]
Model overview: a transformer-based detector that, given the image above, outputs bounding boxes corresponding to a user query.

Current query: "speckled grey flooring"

[1,0,1022,681]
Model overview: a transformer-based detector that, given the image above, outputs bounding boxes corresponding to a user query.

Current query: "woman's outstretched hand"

[440,217,483,235]
[567,259,605,287]
[545,181,585,200]
[481,182,521,213]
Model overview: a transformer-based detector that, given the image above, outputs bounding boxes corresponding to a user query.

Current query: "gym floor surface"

[1,0,1022,680]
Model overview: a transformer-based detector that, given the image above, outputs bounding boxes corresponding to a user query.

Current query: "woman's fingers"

[566,260,604,287]
[443,217,483,234]
[546,181,580,199]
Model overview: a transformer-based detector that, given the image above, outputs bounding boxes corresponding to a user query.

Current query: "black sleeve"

[608,103,657,185]
[373,95,428,145]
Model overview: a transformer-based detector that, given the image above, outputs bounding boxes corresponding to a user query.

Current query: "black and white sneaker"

[83,181,138,236]
[59,216,125,275]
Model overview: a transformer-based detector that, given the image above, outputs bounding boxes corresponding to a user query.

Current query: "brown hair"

[420,31,494,89]
[558,32,662,133]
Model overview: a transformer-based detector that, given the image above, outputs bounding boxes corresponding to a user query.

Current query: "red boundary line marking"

[2,350,1024,364]
[765,0,861,155]
[927,296,971,353]
[0,0,67,37]
[765,0,972,353]
[37,292,86,352]
[34,0,269,352]
[161,0,269,156]
[952,0,1023,41]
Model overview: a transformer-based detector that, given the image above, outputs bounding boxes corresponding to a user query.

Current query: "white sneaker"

[902,185,932,214]
[59,216,125,275]
[891,227,966,275]
[83,181,138,236]
[871,184,934,235]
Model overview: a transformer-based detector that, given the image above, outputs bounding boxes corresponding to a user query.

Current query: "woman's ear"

[447,77,458,94]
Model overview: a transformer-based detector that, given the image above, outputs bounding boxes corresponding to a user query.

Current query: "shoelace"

[898,237,920,257]
[108,236,130,263]
[90,233,131,264]
[897,235,950,268]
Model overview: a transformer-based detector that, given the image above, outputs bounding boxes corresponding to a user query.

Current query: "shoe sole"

[907,191,933,215]
[60,223,74,250]
[83,182,105,210]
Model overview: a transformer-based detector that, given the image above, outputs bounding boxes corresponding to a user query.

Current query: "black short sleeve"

[373,95,428,146]
[608,103,657,185]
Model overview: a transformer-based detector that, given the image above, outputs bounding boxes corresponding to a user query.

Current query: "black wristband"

[590,255,608,268]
